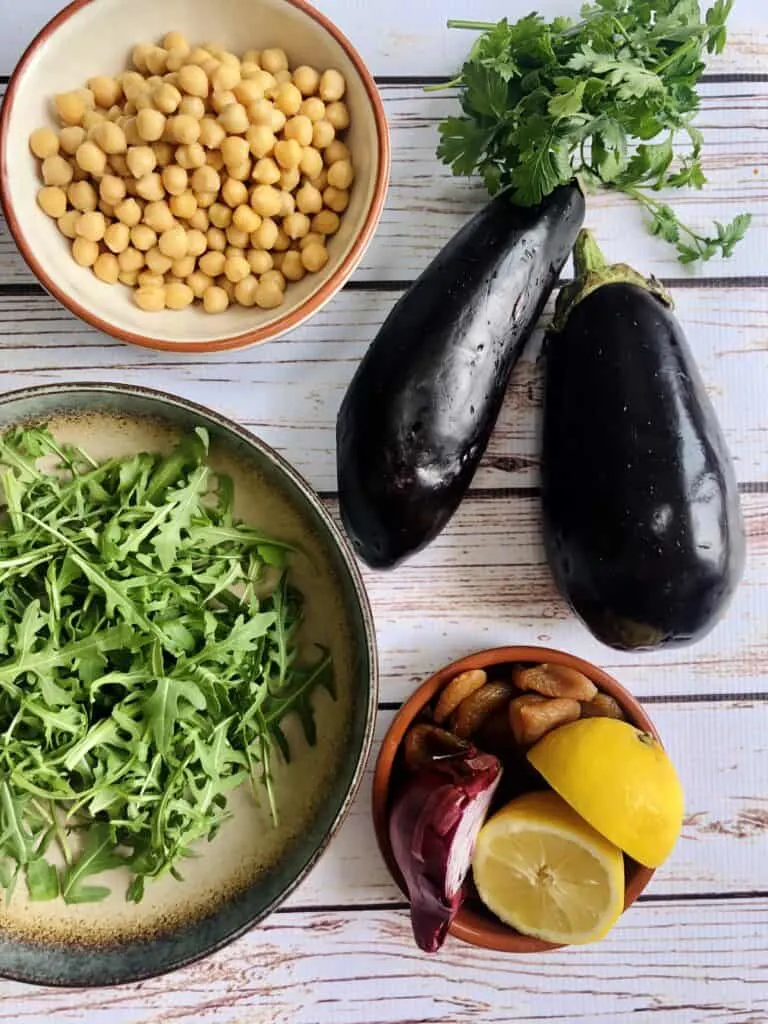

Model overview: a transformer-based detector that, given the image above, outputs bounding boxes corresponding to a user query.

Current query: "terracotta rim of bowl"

[0,0,391,353]
[0,380,380,986]
[372,645,658,954]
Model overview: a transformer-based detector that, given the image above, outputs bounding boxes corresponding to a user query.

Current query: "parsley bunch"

[0,426,333,904]
[434,0,751,263]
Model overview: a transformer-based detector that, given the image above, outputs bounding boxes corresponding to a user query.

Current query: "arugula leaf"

[434,1,750,263]
[0,426,335,905]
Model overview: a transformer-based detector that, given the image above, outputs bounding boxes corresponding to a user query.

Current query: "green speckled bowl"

[0,383,378,987]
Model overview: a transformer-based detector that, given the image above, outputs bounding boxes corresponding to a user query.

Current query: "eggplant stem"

[572,229,608,278]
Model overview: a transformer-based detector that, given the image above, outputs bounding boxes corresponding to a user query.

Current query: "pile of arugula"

[0,426,333,904]
[434,0,751,263]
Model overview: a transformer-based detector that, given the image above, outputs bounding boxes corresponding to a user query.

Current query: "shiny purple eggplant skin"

[336,184,585,569]
[542,281,746,651]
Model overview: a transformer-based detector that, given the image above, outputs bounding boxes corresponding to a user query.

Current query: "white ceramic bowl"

[0,0,390,352]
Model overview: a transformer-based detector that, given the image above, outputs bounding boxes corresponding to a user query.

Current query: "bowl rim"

[372,645,657,955]
[0,380,380,986]
[0,0,391,354]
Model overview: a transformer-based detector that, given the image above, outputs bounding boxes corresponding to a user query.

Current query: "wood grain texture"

[1,0,767,78]
[0,286,764,494]
[1,899,766,1024]
[1,82,768,285]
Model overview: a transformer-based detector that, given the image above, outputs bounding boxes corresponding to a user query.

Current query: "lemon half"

[472,790,625,945]
[527,718,684,868]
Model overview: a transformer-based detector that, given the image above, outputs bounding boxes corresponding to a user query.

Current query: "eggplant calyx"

[552,229,673,332]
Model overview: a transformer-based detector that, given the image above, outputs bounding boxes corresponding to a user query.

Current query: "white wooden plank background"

[0,1,767,1022]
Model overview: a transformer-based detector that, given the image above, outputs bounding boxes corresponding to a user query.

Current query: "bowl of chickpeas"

[0,0,390,351]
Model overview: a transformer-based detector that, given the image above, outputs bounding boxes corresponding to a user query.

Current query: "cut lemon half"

[472,790,625,945]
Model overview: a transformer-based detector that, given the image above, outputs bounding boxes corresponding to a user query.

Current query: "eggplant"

[337,184,585,569]
[541,230,746,651]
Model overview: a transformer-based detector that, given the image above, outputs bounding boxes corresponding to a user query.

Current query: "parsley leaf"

[434,2,750,263]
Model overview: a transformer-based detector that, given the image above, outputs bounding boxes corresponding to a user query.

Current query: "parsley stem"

[620,185,707,247]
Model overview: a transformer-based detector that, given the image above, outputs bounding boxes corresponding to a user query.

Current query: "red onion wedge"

[389,748,502,952]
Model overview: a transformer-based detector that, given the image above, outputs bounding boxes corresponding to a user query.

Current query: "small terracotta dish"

[0,0,390,352]
[372,645,657,954]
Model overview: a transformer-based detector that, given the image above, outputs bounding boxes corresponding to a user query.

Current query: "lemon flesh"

[527,718,684,868]
[472,791,625,945]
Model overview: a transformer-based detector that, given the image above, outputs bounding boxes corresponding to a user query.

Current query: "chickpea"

[161,164,188,196]
[207,149,226,172]
[271,110,288,136]
[299,146,324,180]
[250,184,282,218]
[165,48,187,73]
[260,48,289,74]
[37,186,67,219]
[170,187,198,218]
[246,124,275,159]
[136,173,165,201]
[215,275,235,301]
[199,117,225,149]
[122,117,142,147]
[144,247,172,275]
[326,157,355,191]
[247,98,274,127]
[169,115,201,145]
[118,269,139,286]
[255,278,284,309]
[225,244,246,260]
[99,200,116,218]
[218,103,249,135]
[209,89,235,115]
[272,83,301,118]
[42,155,74,187]
[212,63,241,93]
[135,108,165,143]
[86,76,120,109]
[153,141,175,167]
[157,225,188,260]
[200,250,226,277]
[178,64,209,99]
[176,143,207,169]
[281,249,306,282]
[147,47,170,77]
[131,44,153,72]
[133,92,155,114]
[232,204,261,233]
[92,121,127,156]
[83,110,108,135]
[59,126,87,155]
[104,221,130,253]
[324,139,350,166]
[312,119,335,150]
[277,191,295,219]
[163,31,189,53]
[222,254,249,284]
[93,251,120,284]
[99,174,127,205]
[186,47,211,66]
[76,210,107,242]
[221,178,248,208]
[326,101,350,131]
[109,153,130,177]
[118,246,145,272]
[299,231,325,251]
[308,168,328,191]
[323,184,350,214]
[272,226,290,252]
[196,190,218,208]
[164,280,194,309]
[274,69,294,86]
[301,241,329,273]
[55,91,87,126]
[135,286,167,311]
[187,207,209,231]
[114,197,143,226]
[185,229,207,258]
[279,167,301,192]
[68,180,99,212]
[191,164,220,193]
[230,161,253,182]
[284,115,313,148]
[137,269,165,289]
[203,284,229,313]
[209,203,232,229]
[289,64,318,97]
[300,97,326,122]
[251,217,279,250]
[246,248,272,275]
[173,97,203,122]
[252,156,281,185]
[274,139,302,170]
[242,48,261,65]
[29,127,59,160]
[120,71,147,102]
[232,274,257,307]
[144,200,176,233]
[126,145,157,178]
[221,136,250,169]
[295,182,323,215]
[187,270,213,298]
[233,79,263,106]
[131,223,157,251]
[226,225,250,249]
[281,211,309,240]
[312,209,340,236]
[72,236,99,267]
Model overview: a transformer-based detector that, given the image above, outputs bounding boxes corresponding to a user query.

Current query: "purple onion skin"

[388,751,502,952]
